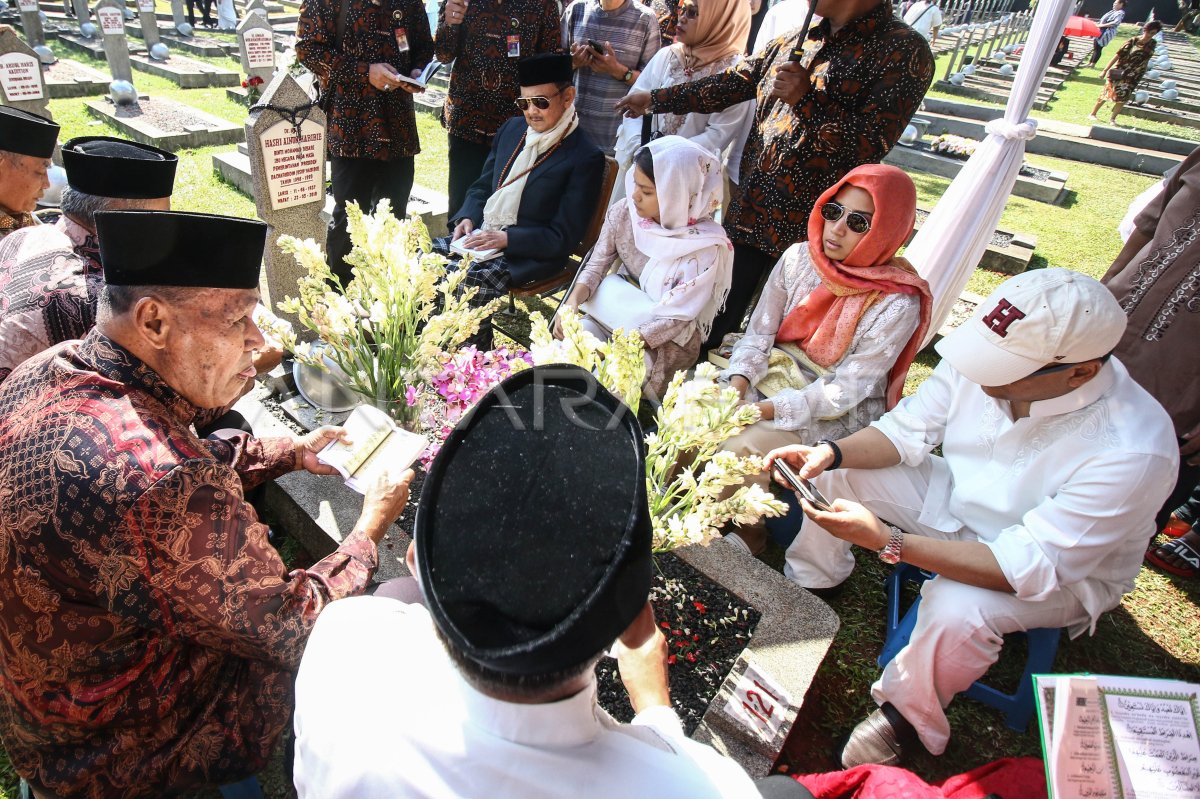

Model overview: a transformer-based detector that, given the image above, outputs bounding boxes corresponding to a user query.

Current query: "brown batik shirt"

[0,332,378,798]
[650,1,934,257]
[434,0,562,146]
[0,207,37,242]
[297,0,434,160]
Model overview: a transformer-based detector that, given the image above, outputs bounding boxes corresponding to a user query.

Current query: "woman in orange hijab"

[718,163,933,554]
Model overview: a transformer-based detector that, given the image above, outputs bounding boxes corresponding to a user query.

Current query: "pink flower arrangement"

[417,345,532,463]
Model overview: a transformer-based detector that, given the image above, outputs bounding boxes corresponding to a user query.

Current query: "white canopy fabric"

[906,0,1075,345]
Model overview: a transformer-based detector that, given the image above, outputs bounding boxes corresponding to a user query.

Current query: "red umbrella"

[1063,15,1101,38]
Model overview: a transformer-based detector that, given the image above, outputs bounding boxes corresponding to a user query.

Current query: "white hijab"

[482,104,579,232]
[626,136,733,339]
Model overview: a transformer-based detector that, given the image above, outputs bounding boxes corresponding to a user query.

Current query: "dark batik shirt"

[434,0,562,145]
[651,0,680,47]
[0,332,378,798]
[297,0,434,160]
[0,216,102,383]
[651,1,933,257]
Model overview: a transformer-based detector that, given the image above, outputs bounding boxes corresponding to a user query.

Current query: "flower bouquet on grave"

[276,201,501,427]
[415,344,533,464]
[929,133,979,160]
[528,308,786,552]
[241,75,264,104]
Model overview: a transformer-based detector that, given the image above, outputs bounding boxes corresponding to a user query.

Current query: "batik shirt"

[0,332,378,798]
[0,215,102,383]
[0,207,36,242]
[434,0,562,145]
[297,0,434,160]
[649,1,933,257]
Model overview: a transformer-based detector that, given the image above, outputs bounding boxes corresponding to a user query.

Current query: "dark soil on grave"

[596,553,760,735]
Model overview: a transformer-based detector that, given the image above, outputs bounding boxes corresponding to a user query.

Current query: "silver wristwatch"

[878,523,904,565]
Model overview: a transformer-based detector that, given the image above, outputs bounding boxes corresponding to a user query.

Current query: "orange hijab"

[776,164,932,409]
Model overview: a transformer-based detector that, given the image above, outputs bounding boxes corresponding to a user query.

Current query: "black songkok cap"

[0,106,60,159]
[415,365,653,676]
[62,136,177,199]
[518,53,574,87]
[95,210,266,289]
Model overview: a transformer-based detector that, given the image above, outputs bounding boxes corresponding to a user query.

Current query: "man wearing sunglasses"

[766,269,1177,768]
[443,53,605,349]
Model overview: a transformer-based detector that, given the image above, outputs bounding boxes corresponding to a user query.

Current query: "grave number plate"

[722,661,793,747]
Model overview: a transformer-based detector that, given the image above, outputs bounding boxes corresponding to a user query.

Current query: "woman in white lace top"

[720,164,933,554]
[559,136,733,399]
[610,0,753,202]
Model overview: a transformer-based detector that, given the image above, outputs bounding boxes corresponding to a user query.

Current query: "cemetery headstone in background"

[0,26,51,119]
[136,0,162,50]
[16,0,46,49]
[95,0,136,93]
[238,12,275,84]
[246,72,327,336]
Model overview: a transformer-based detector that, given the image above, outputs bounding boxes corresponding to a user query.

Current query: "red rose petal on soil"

[685,652,697,663]
[693,601,706,613]
[668,654,677,665]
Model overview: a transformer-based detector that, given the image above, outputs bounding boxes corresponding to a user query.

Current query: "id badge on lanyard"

[507,17,520,57]
[392,9,409,52]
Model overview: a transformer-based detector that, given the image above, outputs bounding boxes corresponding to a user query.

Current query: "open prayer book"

[395,59,444,89]
[1034,673,1200,799]
[316,404,428,494]
[449,235,504,262]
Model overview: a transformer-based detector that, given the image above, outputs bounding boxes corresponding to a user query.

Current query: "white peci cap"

[935,268,1126,387]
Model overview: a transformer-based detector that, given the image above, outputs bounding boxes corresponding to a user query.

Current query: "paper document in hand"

[395,60,444,88]
[316,404,428,494]
[450,235,504,262]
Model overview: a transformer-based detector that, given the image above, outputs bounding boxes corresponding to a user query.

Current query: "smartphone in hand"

[588,39,606,54]
[773,461,833,512]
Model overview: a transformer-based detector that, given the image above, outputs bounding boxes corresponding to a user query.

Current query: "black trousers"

[328,155,416,285]
[1090,41,1104,67]
[703,242,781,352]
[446,133,492,229]
[185,0,212,25]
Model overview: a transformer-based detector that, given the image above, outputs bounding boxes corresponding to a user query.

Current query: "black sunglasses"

[514,89,563,111]
[821,201,873,234]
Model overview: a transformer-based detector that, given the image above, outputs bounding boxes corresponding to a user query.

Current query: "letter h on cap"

[981,298,1026,338]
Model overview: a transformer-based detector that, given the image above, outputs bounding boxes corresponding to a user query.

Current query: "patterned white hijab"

[626,135,733,338]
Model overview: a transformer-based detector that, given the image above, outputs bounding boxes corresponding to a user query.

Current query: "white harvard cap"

[935,268,1127,387]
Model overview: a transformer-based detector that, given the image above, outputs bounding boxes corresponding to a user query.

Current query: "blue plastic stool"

[219,776,266,799]
[878,563,1062,732]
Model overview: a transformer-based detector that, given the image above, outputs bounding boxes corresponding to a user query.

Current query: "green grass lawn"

[929,24,1200,143]
[1,29,1196,799]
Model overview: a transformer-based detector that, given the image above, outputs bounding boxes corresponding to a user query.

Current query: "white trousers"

[784,462,1089,755]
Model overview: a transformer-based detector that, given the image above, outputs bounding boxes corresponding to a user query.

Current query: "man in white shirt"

[293,366,793,798]
[767,269,1177,767]
[903,0,942,46]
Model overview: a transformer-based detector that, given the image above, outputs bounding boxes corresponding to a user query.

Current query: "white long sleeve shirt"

[872,359,1178,636]
[293,596,760,798]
